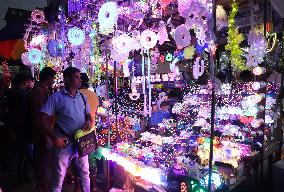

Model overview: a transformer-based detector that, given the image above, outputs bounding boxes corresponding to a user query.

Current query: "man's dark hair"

[80,73,89,88]
[39,67,56,81]
[160,100,170,107]
[63,67,80,79]
[12,73,29,87]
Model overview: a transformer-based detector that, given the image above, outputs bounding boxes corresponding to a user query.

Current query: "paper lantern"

[174,25,191,48]
[67,27,85,46]
[140,30,158,49]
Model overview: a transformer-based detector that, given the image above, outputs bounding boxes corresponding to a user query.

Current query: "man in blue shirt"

[40,67,92,192]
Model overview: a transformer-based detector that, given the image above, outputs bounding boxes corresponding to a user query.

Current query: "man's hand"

[53,137,67,148]
[82,120,93,131]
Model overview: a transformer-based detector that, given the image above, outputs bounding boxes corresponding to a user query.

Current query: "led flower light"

[98,2,118,35]
[27,48,43,65]
[140,30,158,49]
[67,27,85,46]
[174,25,191,48]
[112,34,133,53]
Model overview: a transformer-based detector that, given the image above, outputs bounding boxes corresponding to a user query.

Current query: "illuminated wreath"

[31,9,46,24]
[140,30,158,49]
[174,25,191,48]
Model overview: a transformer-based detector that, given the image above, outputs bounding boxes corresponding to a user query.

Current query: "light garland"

[225,0,246,71]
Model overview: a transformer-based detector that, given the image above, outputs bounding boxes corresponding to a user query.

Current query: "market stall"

[21,0,284,191]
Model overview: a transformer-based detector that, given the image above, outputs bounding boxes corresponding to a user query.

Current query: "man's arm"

[40,112,67,148]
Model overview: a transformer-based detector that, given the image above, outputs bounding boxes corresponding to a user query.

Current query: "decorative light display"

[112,34,133,53]
[225,0,246,71]
[174,25,191,48]
[31,9,46,24]
[140,30,158,49]
[47,40,64,57]
[245,29,267,67]
[98,2,118,35]
[26,48,43,65]
[216,5,228,31]
[253,66,266,76]
[184,46,195,59]
[67,27,86,46]
[200,172,224,190]
[193,57,205,79]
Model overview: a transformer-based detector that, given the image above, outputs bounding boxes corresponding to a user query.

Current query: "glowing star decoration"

[225,0,246,71]
[245,29,267,67]
[31,9,46,24]
[174,25,191,48]
[27,48,43,65]
[112,34,133,53]
[193,57,205,79]
[184,46,195,59]
[67,27,85,46]
[98,2,118,35]
[216,5,228,31]
[140,30,158,49]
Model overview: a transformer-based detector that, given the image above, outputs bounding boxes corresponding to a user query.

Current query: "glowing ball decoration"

[253,66,266,76]
[174,25,191,48]
[98,2,118,35]
[140,30,158,49]
[67,27,85,46]
[47,40,64,57]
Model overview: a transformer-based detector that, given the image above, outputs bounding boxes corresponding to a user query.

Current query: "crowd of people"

[0,67,103,192]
